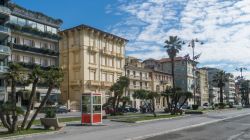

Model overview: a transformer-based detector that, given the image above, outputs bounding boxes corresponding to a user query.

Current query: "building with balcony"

[59,24,127,110]
[4,2,62,105]
[159,57,197,105]
[196,68,209,106]
[143,58,173,111]
[125,56,152,109]
[224,74,235,104]
[0,0,11,103]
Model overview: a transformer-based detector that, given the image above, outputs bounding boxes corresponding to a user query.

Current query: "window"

[52,28,57,34]
[10,37,17,44]
[101,73,106,81]
[34,58,40,65]
[50,59,56,66]
[90,70,96,80]
[34,41,40,48]
[23,39,32,46]
[37,23,45,32]
[10,15,18,24]
[46,26,52,33]
[101,56,106,66]
[41,59,48,66]
[23,56,32,63]
[18,18,26,26]
[90,54,95,64]
[41,42,48,49]
[27,20,36,28]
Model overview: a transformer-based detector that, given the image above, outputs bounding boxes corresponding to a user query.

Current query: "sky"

[12,0,250,79]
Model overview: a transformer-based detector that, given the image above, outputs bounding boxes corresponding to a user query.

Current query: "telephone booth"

[81,93,102,125]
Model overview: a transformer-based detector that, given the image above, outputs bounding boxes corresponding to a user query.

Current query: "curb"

[125,112,250,140]
[111,115,189,123]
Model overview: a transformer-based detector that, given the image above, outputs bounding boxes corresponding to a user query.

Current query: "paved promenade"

[14,109,250,140]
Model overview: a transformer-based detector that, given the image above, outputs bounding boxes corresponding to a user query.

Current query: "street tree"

[212,70,229,103]
[26,67,64,129]
[133,89,160,117]
[0,63,25,133]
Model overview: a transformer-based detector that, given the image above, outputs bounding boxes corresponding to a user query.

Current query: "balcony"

[88,46,99,53]
[101,48,112,56]
[0,6,11,22]
[0,25,10,41]
[0,65,8,74]
[129,85,140,90]
[0,45,10,60]
[101,81,113,87]
[70,80,81,86]
[129,75,140,80]
[88,80,100,87]
[142,86,151,90]
[13,44,59,56]
[141,77,151,81]
[116,53,124,59]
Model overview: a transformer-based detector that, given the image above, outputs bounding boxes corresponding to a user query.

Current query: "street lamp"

[188,39,203,105]
[236,67,247,79]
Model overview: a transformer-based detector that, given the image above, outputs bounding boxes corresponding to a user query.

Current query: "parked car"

[56,105,69,113]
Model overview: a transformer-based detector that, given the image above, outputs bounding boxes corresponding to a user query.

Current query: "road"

[145,114,250,140]
[16,109,250,140]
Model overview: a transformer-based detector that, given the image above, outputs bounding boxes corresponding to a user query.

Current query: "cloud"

[107,0,250,78]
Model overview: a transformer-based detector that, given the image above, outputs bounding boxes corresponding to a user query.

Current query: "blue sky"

[12,0,250,78]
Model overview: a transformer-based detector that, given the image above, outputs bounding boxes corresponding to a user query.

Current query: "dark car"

[56,106,69,113]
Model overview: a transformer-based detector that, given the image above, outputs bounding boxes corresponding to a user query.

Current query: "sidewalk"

[8,108,250,140]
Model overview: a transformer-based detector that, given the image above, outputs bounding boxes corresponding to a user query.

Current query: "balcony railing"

[116,53,124,58]
[88,46,99,52]
[101,81,113,87]
[0,45,10,58]
[13,44,59,56]
[0,5,11,16]
[88,80,100,86]
[0,65,8,73]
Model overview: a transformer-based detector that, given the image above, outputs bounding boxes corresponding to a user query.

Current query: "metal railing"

[0,25,10,33]
[0,5,11,15]
[0,45,10,55]
[0,65,8,73]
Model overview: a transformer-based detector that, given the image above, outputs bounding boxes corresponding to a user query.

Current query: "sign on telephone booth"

[81,93,102,125]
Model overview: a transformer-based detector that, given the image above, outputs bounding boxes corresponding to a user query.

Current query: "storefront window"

[93,105,101,113]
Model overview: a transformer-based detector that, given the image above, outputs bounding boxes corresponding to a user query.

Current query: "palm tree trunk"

[10,80,18,132]
[171,58,175,89]
[152,99,156,117]
[26,85,53,130]
[219,86,223,103]
[21,79,38,129]
[115,96,121,113]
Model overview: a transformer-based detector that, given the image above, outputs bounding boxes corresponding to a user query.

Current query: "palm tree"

[164,36,182,90]
[110,76,129,114]
[212,71,229,103]
[26,67,64,130]
[21,65,44,129]
[0,62,24,133]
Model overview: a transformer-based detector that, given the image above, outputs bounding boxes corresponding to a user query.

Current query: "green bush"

[45,108,56,118]
[218,103,226,109]
[192,105,199,110]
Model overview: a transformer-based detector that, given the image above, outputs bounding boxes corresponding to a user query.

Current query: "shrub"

[228,103,234,108]
[218,103,226,109]
[192,105,199,110]
[45,108,56,118]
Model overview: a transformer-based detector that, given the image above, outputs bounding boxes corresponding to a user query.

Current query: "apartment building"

[196,69,209,106]
[5,2,62,105]
[0,0,11,103]
[159,57,197,105]
[143,58,173,110]
[59,24,127,110]
[224,74,235,104]
[125,56,152,109]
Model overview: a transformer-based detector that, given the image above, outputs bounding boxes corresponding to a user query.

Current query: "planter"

[40,118,64,130]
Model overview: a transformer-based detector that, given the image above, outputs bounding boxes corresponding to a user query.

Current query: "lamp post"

[236,67,247,79]
[188,39,203,105]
